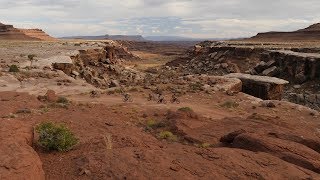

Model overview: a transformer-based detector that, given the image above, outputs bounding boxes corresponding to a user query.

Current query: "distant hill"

[61,35,146,41]
[0,22,56,41]
[144,35,226,42]
[61,34,227,42]
[249,23,320,41]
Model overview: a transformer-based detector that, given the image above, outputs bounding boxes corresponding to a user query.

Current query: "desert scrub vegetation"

[9,65,19,72]
[57,96,69,104]
[36,122,78,152]
[188,82,203,92]
[159,131,178,141]
[146,119,165,129]
[178,107,193,112]
[27,54,37,67]
[199,143,212,148]
[220,100,239,108]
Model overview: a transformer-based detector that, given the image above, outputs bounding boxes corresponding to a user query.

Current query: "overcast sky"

[1,0,320,38]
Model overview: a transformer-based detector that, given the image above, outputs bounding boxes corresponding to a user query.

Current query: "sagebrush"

[36,122,78,152]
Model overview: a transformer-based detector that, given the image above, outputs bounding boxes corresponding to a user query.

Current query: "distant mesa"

[249,23,320,41]
[61,35,146,41]
[0,22,55,41]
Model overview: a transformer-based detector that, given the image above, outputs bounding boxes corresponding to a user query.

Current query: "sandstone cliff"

[0,22,55,41]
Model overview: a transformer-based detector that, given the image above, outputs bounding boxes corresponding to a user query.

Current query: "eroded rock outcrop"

[247,50,320,84]
[52,42,142,88]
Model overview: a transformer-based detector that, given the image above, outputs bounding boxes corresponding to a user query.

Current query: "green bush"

[159,131,178,141]
[28,54,36,61]
[57,96,69,104]
[146,119,165,129]
[9,65,19,72]
[178,107,193,112]
[36,122,78,152]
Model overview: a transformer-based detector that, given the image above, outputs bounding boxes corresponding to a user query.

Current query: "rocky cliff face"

[0,22,55,41]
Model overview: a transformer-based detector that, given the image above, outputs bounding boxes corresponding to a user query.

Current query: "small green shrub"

[147,119,157,127]
[189,82,203,91]
[178,107,193,112]
[146,119,165,129]
[36,122,78,152]
[220,100,239,108]
[159,131,178,141]
[57,96,69,104]
[9,65,19,72]
[28,54,36,61]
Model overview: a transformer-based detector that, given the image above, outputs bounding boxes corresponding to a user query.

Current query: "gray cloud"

[0,0,319,38]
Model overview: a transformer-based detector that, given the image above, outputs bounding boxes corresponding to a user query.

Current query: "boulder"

[254,61,268,73]
[225,73,289,100]
[45,90,58,102]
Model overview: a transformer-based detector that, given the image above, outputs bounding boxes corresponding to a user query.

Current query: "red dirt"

[1,91,320,179]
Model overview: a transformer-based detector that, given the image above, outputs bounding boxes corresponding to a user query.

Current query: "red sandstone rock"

[0,22,55,41]
[45,90,58,102]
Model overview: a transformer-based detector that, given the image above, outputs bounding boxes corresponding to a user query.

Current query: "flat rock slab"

[225,73,289,100]
[270,50,320,60]
[225,73,289,85]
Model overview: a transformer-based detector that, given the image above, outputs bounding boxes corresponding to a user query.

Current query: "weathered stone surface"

[0,120,45,180]
[225,73,289,100]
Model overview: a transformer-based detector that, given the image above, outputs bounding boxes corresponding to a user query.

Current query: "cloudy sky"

[1,0,320,38]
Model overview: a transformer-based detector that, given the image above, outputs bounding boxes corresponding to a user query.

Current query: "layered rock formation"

[250,23,320,41]
[0,22,55,41]
[168,41,320,109]
[249,50,320,84]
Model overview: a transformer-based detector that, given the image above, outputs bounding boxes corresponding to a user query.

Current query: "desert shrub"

[57,96,69,104]
[28,54,36,61]
[220,100,239,108]
[146,119,166,129]
[178,107,193,112]
[9,65,19,72]
[159,131,178,141]
[36,122,78,152]
[147,119,156,127]
[189,82,203,91]
[199,143,212,148]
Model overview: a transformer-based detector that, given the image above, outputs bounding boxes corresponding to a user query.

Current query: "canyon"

[0,22,319,179]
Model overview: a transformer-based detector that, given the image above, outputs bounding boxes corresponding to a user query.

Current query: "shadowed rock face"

[264,50,320,83]
[0,22,55,41]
